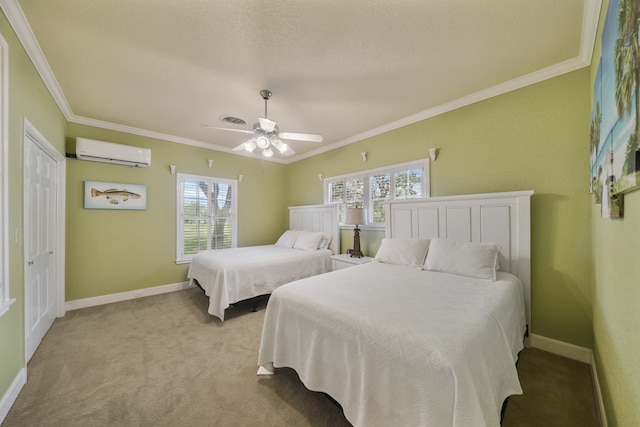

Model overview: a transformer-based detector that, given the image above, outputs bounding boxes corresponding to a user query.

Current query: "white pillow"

[275,230,299,248]
[293,231,324,251]
[373,238,430,269]
[424,238,500,281]
[317,233,333,250]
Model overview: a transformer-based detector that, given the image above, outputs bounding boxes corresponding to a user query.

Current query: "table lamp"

[345,207,366,258]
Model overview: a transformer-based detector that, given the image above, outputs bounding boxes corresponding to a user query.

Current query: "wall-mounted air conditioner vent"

[75,138,151,167]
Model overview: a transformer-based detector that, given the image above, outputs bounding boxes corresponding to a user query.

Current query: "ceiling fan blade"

[202,125,254,135]
[258,117,277,133]
[280,132,323,143]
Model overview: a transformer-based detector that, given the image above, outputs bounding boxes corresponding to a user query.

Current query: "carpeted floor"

[2,288,600,427]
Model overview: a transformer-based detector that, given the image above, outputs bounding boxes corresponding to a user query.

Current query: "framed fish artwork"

[84,181,147,210]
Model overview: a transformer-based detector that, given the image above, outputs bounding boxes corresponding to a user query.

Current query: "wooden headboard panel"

[385,190,533,342]
[289,204,340,255]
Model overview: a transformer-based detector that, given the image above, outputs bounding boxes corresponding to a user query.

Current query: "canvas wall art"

[84,180,147,210]
[590,0,640,218]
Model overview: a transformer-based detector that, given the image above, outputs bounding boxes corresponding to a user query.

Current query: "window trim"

[324,158,430,229]
[175,173,238,264]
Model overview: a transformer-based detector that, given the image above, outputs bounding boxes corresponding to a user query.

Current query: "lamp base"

[349,249,364,258]
[350,226,363,258]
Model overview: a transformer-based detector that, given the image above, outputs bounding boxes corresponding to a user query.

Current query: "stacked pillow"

[424,238,500,281]
[275,230,299,248]
[372,237,501,281]
[275,230,333,251]
[317,234,333,250]
[373,238,430,269]
[293,231,325,251]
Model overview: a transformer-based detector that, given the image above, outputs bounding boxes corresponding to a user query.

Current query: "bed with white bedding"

[187,204,339,321]
[257,191,533,427]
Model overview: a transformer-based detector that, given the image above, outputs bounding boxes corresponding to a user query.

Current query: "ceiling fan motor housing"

[260,90,272,100]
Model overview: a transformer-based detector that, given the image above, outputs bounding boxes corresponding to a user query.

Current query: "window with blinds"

[324,159,429,227]
[176,173,237,263]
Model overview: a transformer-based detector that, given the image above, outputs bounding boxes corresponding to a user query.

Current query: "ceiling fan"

[205,89,323,158]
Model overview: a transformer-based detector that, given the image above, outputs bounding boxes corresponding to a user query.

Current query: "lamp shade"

[345,207,366,225]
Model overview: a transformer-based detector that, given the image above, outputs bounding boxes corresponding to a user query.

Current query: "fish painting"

[84,181,146,210]
[90,188,141,205]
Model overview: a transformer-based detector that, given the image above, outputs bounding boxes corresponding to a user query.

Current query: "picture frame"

[590,0,640,218]
[84,180,147,210]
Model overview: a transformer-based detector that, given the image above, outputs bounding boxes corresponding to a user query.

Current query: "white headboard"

[289,204,340,255]
[385,190,533,343]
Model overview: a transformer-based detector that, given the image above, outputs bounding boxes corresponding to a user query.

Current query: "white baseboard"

[0,368,26,425]
[530,333,592,364]
[590,353,608,427]
[530,334,608,427]
[65,281,192,311]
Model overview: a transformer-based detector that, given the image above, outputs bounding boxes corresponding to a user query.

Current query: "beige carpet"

[2,288,599,427]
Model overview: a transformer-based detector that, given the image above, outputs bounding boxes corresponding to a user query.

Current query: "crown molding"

[291,57,593,162]
[1,0,602,165]
[0,0,73,119]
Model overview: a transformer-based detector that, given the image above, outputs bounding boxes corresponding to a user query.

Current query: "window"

[325,159,429,227]
[176,173,237,263]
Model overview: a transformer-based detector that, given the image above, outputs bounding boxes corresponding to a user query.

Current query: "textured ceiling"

[9,0,599,163]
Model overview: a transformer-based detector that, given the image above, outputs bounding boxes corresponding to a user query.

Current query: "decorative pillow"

[317,233,333,250]
[275,230,299,248]
[373,238,430,269]
[424,238,500,281]
[293,231,325,251]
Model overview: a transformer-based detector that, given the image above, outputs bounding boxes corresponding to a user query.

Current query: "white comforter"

[257,262,526,427]
[187,245,332,321]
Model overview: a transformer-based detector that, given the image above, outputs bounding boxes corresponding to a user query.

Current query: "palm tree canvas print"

[592,0,640,218]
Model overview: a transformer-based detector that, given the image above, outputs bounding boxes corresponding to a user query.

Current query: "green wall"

[65,123,288,301]
[0,5,288,405]
[3,2,638,425]
[288,69,594,349]
[0,8,67,409]
[590,0,640,425]
[592,195,640,426]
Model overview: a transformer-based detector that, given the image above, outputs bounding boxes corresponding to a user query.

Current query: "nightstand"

[331,253,374,271]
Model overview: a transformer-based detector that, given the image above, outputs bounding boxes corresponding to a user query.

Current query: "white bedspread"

[187,245,331,321]
[257,262,526,427]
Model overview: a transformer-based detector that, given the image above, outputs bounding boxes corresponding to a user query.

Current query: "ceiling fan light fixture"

[259,117,277,133]
[256,135,270,149]
[244,140,257,153]
[212,90,323,159]
[274,140,288,154]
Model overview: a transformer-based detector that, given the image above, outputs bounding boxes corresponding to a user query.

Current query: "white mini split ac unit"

[75,138,152,167]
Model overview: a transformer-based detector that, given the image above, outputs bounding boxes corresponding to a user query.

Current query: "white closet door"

[24,134,58,362]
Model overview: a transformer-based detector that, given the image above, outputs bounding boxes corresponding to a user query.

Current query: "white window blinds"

[325,159,429,227]
[177,174,237,263]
